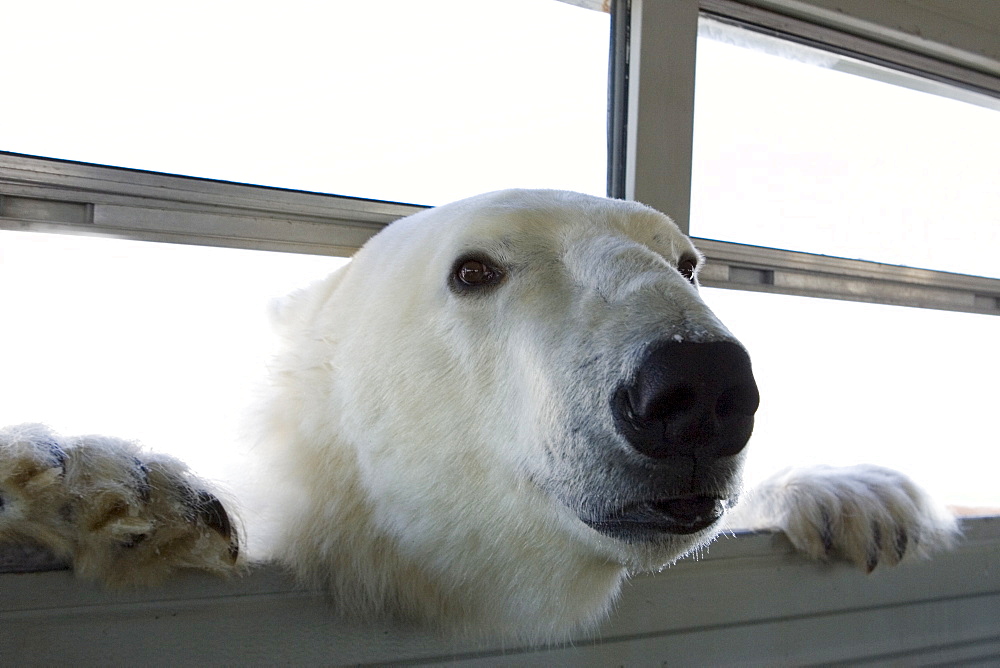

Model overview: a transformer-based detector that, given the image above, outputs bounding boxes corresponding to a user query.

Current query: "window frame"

[0,152,418,257]
[617,0,1000,316]
[5,146,995,316]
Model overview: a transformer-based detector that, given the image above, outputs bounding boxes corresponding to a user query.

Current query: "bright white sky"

[692,26,1000,279]
[0,0,609,204]
[1,2,998,506]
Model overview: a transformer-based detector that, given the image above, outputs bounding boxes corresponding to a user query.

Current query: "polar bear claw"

[0,423,241,585]
[725,464,959,572]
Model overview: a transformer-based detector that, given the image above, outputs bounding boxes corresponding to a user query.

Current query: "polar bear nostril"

[611,341,759,460]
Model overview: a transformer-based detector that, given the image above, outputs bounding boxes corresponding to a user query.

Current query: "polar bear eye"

[451,255,505,292]
[677,255,699,284]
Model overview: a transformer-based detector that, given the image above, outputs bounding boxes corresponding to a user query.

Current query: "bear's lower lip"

[583,495,724,540]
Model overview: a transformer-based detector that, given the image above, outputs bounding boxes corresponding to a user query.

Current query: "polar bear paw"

[0,424,241,585]
[728,464,959,572]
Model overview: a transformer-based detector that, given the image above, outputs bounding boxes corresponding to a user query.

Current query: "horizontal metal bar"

[3,153,997,316]
[699,0,1000,96]
[0,152,422,256]
[697,237,1000,316]
[0,195,93,225]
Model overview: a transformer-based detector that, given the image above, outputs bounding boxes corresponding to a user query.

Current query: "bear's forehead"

[439,190,687,252]
[372,190,694,278]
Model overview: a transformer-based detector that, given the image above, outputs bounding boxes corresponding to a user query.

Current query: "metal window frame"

[700,0,1000,99]
[2,147,999,316]
[696,238,1000,315]
[0,152,419,257]
[619,0,700,231]
[617,0,1000,316]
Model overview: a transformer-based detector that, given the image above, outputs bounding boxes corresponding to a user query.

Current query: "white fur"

[725,464,957,570]
[0,423,241,585]
[251,189,957,643]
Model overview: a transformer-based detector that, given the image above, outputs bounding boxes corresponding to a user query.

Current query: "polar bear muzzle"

[582,339,759,540]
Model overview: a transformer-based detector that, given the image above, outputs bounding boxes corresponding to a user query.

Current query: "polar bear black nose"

[611,341,759,460]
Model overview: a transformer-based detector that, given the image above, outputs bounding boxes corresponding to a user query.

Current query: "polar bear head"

[262,189,759,641]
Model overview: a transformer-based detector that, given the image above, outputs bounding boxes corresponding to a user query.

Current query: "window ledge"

[3,516,998,665]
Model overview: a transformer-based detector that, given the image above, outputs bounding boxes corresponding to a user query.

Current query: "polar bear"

[250,189,957,643]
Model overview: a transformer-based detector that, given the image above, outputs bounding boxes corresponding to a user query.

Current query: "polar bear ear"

[268,264,351,336]
[268,287,309,331]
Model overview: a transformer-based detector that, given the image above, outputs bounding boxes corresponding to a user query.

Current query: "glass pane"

[0,231,347,480]
[1,1,609,205]
[702,287,1000,511]
[692,18,1000,279]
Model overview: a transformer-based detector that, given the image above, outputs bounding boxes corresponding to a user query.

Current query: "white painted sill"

[2,516,998,666]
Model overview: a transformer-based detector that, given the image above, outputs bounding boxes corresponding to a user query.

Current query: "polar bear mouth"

[583,495,724,540]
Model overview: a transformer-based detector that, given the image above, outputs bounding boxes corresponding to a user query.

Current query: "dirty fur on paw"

[0,423,242,585]
[726,464,959,572]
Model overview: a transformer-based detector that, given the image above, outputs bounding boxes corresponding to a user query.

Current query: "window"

[690,17,1000,509]
[4,3,1000,661]
[705,288,1000,510]
[1,0,609,205]
[0,0,609,475]
[692,17,1000,278]
[0,231,347,479]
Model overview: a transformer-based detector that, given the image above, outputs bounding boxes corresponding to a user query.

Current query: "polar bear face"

[265,189,759,639]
